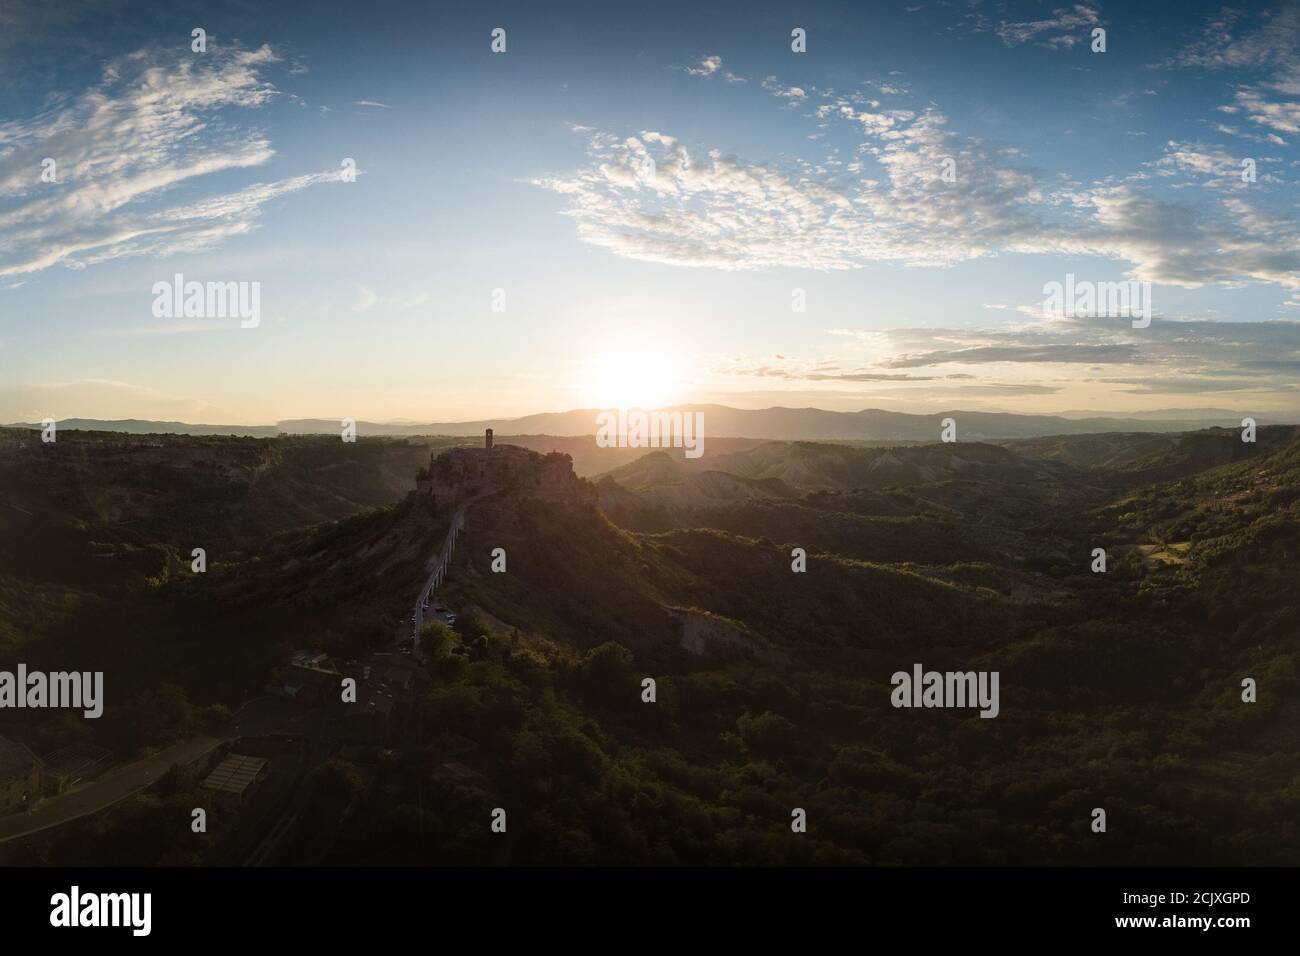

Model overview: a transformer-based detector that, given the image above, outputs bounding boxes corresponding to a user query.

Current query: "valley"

[0,423,1296,865]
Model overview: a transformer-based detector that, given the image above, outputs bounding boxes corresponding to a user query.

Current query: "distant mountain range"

[1055,407,1250,421]
[5,404,1286,442]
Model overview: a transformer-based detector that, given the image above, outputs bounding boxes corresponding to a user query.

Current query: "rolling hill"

[7,403,1280,442]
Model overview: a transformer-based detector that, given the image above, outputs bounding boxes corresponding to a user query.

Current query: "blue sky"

[1,0,1298,423]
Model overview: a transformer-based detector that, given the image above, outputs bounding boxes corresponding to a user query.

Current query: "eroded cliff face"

[672,607,789,665]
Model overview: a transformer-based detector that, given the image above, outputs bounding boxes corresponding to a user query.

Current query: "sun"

[588,348,682,410]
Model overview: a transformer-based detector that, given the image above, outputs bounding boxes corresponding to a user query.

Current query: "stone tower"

[485,427,494,450]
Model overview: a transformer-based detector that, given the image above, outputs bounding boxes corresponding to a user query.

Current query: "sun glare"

[588,349,682,410]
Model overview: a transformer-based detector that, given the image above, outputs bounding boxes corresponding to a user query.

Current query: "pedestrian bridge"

[411,505,466,648]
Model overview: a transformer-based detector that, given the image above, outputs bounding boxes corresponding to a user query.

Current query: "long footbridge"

[410,505,467,649]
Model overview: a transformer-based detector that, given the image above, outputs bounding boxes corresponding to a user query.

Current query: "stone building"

[416,430,586,506]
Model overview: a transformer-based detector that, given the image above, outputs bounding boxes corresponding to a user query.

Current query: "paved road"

[0,735,222,846]
[0,698,335,850]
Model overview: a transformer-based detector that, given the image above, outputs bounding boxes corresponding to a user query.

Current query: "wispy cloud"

[1172,5,1300,70]
[822,315,1300,400]
[1171,5,1300,141]
[882,344,1143,368]
[996,4,1102,49]
[762,76,808,101]
[351,285,430,314]
[535,77,1300,303]
[0,44,336,279]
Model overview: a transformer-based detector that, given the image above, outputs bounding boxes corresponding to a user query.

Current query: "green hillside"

[2,426,1298,865]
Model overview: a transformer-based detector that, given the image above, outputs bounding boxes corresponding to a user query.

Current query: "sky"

[1,0,1299,424]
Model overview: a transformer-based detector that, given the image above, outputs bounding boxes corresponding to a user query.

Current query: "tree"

[201,703,232,733]
[312,758,364,802]
[419,620,456,658]
[578,641,635,707]
[737,711,799,757]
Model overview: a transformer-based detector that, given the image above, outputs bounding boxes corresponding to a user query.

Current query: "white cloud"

[996,4,1101,48]
[536,104,1046,271]
[1154,140,1268,186]
[1173,6,1300,70]
[536,86,1300,303]
[762,76,809,103]
[1232,85,1300,134]
[687,55,746,83]
[687,55,722,76]
[351,285,430,314]
[0,45,335,279]
[1172,7,1300,141]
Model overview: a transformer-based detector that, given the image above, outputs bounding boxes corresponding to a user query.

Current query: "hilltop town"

[416,429,590,506]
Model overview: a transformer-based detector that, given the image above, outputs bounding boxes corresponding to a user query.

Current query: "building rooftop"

[201,753,268,796]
